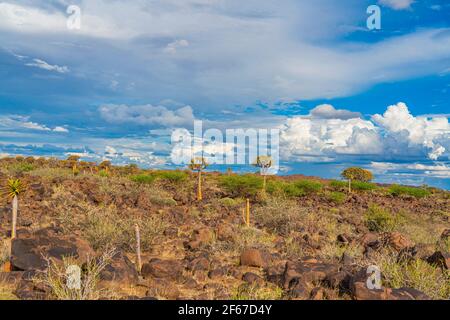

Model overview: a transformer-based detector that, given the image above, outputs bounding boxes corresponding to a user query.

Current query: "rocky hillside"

[0,157,449,300]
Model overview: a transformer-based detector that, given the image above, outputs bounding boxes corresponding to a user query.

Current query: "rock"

[99,251,139,285]
[216,223,235,242]
[282,260,339,288]
[183,278,198,289]
[141,258,184,280]
[163,227,178,237]
[397,244,435,263]
[188,257,210,271]
[441,229,450,241]
[208,268,227,279]
[337,234,350,245]
[240,248,270,268]
[10,227,95,272]
[185,228,215,250]
[386,232,414,251]
[325,271,352,291]
[361,233,380,249]
[350,267,429,300]
[309,287,324,300]
[427,251,450,269]
[242,272,263,285]
[340,253,355,266]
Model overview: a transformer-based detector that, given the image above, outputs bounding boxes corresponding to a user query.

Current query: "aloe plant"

[189,157,208,201]
[253,156,273,193]
[5,179,24,240]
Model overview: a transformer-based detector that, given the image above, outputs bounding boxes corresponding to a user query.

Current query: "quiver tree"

[253,156,273,193]
[66,155,81,175]
[341,167,373,193]
[4,179,24,240]
[99,160,112,175]
[189,157,208,201]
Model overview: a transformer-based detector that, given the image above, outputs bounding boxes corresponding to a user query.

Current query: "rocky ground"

[0,158,449,300]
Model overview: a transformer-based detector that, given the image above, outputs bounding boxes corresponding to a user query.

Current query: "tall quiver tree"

[189,157,208,201]
[6,179,24,240]
[67,155,81,176]
[254,156,273,193]
[341,167,373,193]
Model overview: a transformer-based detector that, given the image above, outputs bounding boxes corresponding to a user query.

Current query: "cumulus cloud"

[379,0,414,10]
[0,115,69,133]
[280,102,449,162]
[25,58,69,73]
[164,39,189,54]
[99,104,195,128]
[372,102,449,160]
[1,1,449,107]
[310,104,361,120]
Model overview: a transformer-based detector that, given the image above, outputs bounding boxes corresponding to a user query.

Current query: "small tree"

[341,167,373,193]
[99,160,112,175]
[253,156,273,193]
[189,157,208,201]
[5,179,24,240]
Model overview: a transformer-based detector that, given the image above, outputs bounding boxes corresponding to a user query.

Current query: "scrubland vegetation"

[0,155,448,300]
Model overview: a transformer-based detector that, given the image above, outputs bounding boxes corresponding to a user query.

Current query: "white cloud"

[0,115,69,133]
[53,126,69,133]
[372,102,449,160]
[99,104,195,128]
[280,102,449,162]
[310,104,361,120]
[164,39,189,54]
[26,58,69,73]
[1,1,449,106]
[379,0,414,10]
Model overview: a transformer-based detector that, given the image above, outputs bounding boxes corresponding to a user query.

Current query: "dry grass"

[232,283,283,300]
[369,250,450,300]
[33,248,118,300]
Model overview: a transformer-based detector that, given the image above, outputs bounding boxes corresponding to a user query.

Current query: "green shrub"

[98,169,109,177]
[130,174,157,185]
[149,195,177,206]
[389,185,430,198]
[352,181,377,191]
[9,162,35,174]
[330,180,347,190]
[293,179,323,194]
[156,171,188,183]
[364,205,401,232]
[220,175,263,197]
[218,197,244,207]
[130,171,188,185]
[327,191,346,204]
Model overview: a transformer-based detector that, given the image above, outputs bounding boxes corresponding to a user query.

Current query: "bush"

[364,205,401,232]
[98,170,109,178]
[9,162,35,174]
[293,179,323,194]
[156,170,188,183]
[130,174,157,185]
[352,181,377,191]
[130,171,188,185]
[377,253,450,300]
[220,175,263,197]
[389,185,430,198]
[327,191,346,204]
[330,180,347,190]
[218,197,244,207]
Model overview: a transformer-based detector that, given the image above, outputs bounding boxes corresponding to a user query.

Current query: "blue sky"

[0,0,449,189]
